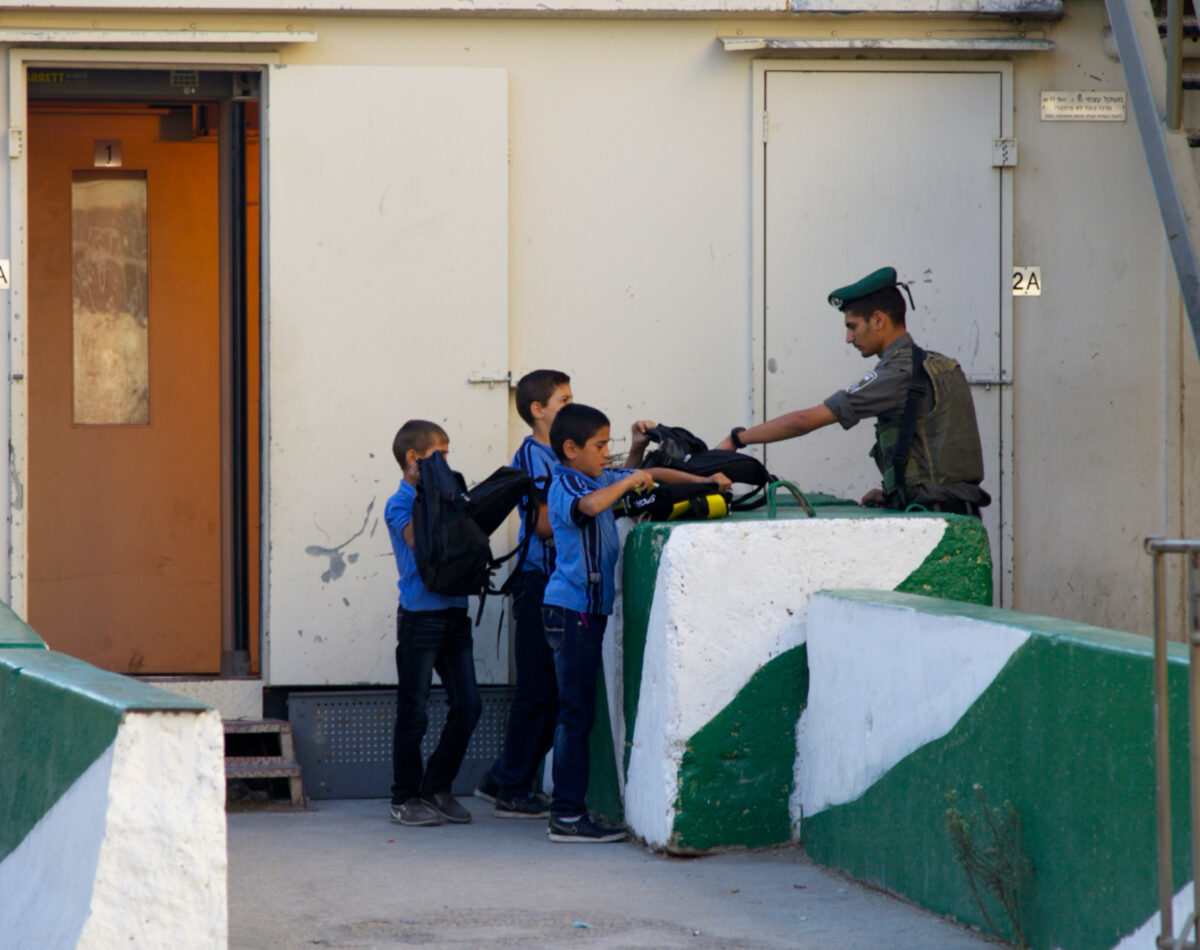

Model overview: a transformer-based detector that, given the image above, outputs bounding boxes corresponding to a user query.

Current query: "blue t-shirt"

[543,464,633,616]
[384,479,468,612]
[511,435,558,576]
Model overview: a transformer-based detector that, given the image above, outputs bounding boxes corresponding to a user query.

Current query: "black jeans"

[492,571,558,798]
[390,606,481,805]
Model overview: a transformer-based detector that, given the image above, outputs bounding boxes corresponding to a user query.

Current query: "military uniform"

[824,267,990,515]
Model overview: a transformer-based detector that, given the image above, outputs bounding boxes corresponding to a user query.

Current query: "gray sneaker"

[547,813,628,843]
[473,772,499,804]
[390,799,441,827]
[422,791,471,824]
[494,792,551,819]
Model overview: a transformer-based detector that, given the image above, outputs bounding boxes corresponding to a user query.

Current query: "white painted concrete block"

[624,518,948,848]
[796,594,1028,824]
[0,708,228,950]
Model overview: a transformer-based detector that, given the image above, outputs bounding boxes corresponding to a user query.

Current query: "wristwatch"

[729,426,747,449]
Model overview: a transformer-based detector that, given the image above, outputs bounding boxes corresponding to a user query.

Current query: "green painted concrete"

[614,510,991,850]
[0,601,47,649]
[587,670,624,825]
[671,645,808,852]
[802,620,1189,950]
[894,516,992,606]
[0,648,209,862]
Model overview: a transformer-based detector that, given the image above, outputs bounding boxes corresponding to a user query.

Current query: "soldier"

[718,266,990,516]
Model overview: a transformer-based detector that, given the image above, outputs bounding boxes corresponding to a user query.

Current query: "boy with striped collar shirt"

[542,403,729,843]
[476,370,574,818]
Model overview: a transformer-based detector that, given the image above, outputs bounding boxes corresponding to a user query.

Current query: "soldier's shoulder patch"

[847,371,878,394]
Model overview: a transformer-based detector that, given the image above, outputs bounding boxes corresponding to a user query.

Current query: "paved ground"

[227,797,998,950]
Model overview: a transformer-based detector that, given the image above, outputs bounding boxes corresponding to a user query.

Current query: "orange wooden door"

[28,105,222,673]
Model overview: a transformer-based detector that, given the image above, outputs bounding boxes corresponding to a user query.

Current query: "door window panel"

[71,171,148,425]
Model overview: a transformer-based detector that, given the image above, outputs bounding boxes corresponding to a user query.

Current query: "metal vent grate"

[289,687,513,800]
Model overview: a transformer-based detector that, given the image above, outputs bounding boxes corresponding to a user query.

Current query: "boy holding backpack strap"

[542,404,729,842]
[384,420,482,827]
[475,370,574,818]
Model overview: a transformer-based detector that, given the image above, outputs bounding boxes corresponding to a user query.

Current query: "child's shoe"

[546,813,628,843]
[473,771,499,804]
[389,799,441,826]
[421,791,471,824]
[494,792,551,819]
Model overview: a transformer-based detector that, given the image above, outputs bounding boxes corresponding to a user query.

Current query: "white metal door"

[264,65,510,684]
[757,65,1011,602]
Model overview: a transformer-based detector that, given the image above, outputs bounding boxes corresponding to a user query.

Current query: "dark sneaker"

[547,813,629,843]
[494,792,551,819]
[473,772,499,804]
[422,791,471,824]
[389,800,441,827]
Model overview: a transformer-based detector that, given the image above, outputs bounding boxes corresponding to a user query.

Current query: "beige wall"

[1012,1,1199,635]
[5,1,1197,679]
[276,8,1196,638]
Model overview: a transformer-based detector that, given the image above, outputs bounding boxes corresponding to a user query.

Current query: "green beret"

[828,266,898,309]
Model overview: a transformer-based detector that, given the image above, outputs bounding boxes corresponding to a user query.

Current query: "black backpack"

[639,425,773,511]
[639,425,708,469]
[412,454,537,604]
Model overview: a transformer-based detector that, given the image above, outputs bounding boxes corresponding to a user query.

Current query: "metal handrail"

[1106,0,1200,363]
[1145,537,1200,949]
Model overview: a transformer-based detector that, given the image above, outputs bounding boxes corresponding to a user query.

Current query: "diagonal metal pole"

[1106,0,1200,361]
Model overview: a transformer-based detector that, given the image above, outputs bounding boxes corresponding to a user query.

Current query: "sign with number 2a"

[1013,266,1041,296]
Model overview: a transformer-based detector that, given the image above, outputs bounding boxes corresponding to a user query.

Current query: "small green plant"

[945,784,1034,948]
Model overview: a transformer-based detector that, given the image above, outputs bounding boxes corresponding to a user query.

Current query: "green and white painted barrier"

[0,605,228,949]
[594,506,991,850]
[801,590,1192,950]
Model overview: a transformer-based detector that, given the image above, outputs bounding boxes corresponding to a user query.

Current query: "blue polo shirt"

[384,479,468,612]
[543,464,633,616]
[511,435,557,576]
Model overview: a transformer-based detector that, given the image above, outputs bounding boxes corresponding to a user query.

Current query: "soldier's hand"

[860,488,886,508]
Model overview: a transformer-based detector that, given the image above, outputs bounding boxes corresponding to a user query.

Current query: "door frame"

[750,58,1015,606]
[7,47,277,632]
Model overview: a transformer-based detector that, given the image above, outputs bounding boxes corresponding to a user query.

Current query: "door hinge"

[467,371,512,390]
[762,111,770,144]
[992,138,1017,167]
[8,128,22,159]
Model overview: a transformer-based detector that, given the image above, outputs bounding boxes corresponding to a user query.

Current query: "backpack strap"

[493,473,548,583]
[891,343,930,510]
[476,474,548,627]
[729,485,767,511]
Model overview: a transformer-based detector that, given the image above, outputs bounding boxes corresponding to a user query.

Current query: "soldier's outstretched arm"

[716,404,837,451]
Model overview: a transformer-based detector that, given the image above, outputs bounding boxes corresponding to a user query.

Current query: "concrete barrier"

[606,508,992,852]
[801,590,1191,950]
[0,606,228,949]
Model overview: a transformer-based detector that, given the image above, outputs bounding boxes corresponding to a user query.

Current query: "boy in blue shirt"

[543,403,730,842]
[475,370,574,819]
[385,420,482,827]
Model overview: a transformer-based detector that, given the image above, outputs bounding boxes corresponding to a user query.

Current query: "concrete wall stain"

[305,498,375,583]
